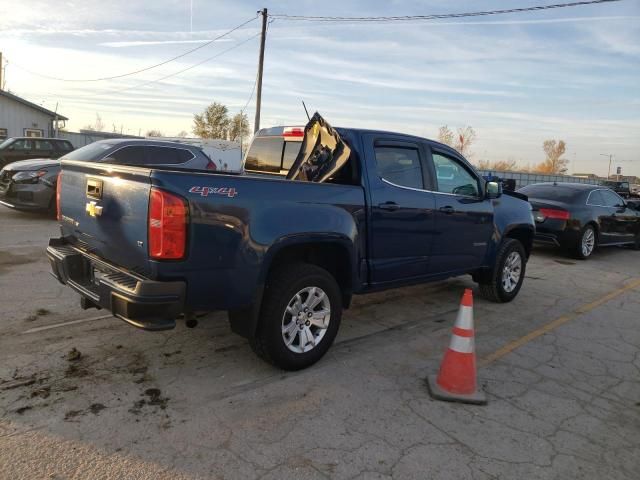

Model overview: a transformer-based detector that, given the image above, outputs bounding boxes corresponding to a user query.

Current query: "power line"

[7,15,258,82]
[89,31,261,98]
[270,0,621,22]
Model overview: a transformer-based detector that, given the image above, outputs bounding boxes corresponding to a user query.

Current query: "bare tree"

[84,113,105,132]
[192,102,230,139]
[175,130,189,138]
[534,140,568,174]
[228,113,250,143]
[146,129,163,137]
[437,126,455,147]
[437,125,476,157]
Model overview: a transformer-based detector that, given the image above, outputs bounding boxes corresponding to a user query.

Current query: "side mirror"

[485,181,501,199]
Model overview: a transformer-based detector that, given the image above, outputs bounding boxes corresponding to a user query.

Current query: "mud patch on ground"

[129,388,169,415]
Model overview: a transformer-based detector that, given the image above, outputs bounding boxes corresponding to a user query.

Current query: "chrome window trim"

[380,177,482,199]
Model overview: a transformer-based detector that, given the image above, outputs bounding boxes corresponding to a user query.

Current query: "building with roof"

[0,90,68,140]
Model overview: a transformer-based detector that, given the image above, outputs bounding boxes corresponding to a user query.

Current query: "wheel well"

[267,243,353,308]
[506,227,534,258]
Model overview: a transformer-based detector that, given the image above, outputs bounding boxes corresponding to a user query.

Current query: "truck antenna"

[302,100,311,121]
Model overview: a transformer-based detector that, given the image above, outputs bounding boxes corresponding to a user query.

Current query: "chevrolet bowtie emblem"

[86,201,103,217]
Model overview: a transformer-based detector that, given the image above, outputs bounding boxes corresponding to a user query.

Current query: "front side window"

[601,189,624,207]
[11,139,33,151]
[374,146,423,189]
[432,152,479,197]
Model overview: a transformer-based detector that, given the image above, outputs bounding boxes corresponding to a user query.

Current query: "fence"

[477,170,602,189]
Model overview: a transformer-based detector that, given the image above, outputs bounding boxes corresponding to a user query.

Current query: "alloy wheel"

[281,286,331,354]
[501,251,522,293]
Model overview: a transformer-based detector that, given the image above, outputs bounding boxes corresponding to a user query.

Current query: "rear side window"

[146,146,193,165]
[374,146,423,189]
[107,146,148,165]
[587,190,604,206]
[245,137,284,173]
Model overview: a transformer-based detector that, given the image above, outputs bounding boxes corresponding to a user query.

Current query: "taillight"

[56,171,63,221]
[539,208,570,220]
[206,160,217,171]
[148,188,188,260]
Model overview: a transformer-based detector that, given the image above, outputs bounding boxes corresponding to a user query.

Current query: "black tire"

[573,225,596,260]
[249,263,342,371]
[478,238,527,303]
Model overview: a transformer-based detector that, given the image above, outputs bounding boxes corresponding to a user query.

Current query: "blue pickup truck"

[47,114,534,370]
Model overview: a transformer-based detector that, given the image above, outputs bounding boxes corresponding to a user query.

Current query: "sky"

[0,0,638,177]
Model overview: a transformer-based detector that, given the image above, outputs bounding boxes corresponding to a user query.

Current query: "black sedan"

[518,182,640,259]
[0,138,218,215]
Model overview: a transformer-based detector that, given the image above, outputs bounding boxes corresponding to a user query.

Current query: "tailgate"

[59,160,152,276]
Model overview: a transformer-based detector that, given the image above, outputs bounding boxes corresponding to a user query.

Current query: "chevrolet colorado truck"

[48,114,534,370]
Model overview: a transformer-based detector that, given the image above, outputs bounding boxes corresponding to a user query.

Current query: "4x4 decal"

[189,186,237,198]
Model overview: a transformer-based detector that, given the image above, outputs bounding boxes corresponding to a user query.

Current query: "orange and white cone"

[427,289,487,405]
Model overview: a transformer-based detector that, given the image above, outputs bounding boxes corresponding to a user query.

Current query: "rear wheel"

[573,225,596,259]
[250,263,342,371]
[478,238,526,303]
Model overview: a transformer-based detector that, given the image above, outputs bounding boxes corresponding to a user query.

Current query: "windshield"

[60,142,112,161]
[518,184,582,202]
[0,138,14,149]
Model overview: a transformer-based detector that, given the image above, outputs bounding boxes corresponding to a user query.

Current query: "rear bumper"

[47,238,185,331]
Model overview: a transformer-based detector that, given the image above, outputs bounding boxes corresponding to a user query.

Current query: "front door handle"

[439,205,455,215]
[378,201,399,211]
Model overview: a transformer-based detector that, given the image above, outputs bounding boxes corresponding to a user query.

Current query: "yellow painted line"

[479,278,640,367]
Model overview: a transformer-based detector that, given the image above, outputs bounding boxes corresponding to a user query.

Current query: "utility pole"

[0,51,3,91]
[254,8,268,133]
[599,153,613,179]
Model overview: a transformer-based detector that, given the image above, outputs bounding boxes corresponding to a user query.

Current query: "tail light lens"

[539,208,570,220]
[56,171,63,221]
[148,188,188,260]
[206,160,217,171]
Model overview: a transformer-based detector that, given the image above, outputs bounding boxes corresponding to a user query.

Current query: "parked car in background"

[518,182,640,259]
[59,138,219,171]
[0,137,74,169]
[0,139,218,214]
[48,113,535,370]
[0,158,61,214]
[601,180,633,198]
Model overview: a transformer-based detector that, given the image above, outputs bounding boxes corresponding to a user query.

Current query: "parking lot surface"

[1,206,639,480]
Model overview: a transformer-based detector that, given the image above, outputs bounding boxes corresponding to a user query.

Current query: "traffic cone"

[427,289,487,405]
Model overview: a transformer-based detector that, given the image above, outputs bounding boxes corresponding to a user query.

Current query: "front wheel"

[478,238,527,303]
[250,263,342,371]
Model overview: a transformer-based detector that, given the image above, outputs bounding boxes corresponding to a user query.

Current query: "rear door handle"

[378,201,399,211]
[439,205,455,215]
